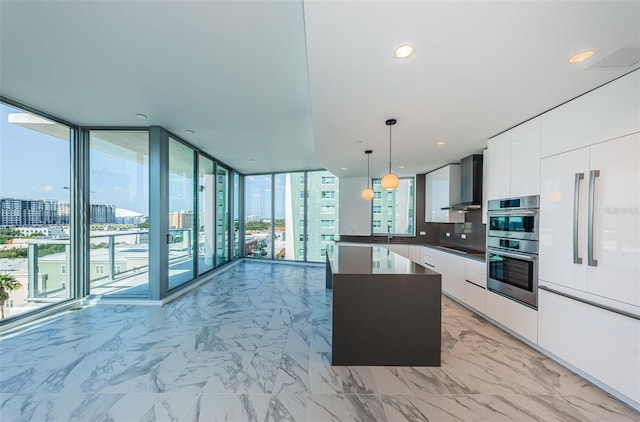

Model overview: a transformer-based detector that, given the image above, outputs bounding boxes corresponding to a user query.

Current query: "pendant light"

[361,150,374,200]
[381,119,399,190]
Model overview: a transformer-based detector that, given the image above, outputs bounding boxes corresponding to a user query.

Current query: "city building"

[169,210,194,230]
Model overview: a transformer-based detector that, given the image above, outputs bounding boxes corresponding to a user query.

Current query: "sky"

[0,103,151,214]
[1,103,329,219]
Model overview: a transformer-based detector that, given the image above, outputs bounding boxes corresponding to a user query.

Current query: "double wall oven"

[487,195,539,309]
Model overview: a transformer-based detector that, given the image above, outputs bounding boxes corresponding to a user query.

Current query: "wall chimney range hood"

[447,154,483,211]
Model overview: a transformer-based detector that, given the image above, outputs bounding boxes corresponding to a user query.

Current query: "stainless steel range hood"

[449,154,483,211]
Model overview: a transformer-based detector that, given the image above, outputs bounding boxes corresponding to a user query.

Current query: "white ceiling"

[1,0,639,177]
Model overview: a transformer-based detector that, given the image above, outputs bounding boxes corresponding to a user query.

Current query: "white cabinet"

[482,148,488,224]
[464,259,487,313]
[486,117,541,200]
[510,118,541,197]
[423,247,469,302]
[540,132,640,308]
[408,245,423,265]
[425,164,464,223]
[423,247,445,272]
[538,289,640,404]
[541,71,640,158]
[486,290,538,343]
[486,131,511,200]
[442,253,466,301]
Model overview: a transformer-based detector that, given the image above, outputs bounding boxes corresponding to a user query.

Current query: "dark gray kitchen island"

[326,244,442,366]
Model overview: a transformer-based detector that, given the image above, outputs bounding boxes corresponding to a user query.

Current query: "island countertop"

[326,244,439,276]
[326,243,442,366]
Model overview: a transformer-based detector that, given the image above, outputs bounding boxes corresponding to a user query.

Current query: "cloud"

[29,185,55,193]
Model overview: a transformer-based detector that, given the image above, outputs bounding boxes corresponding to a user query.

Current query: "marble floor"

[0,260,638,422]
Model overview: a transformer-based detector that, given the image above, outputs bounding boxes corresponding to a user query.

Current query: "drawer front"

[465,258,487,288]
[464,281,487,314]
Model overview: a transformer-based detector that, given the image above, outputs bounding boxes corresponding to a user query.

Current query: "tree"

[0,273,22,319]
[0,228,21,245]
[137,220,149,229]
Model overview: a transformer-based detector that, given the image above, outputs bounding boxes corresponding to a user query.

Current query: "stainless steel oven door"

[487,247,538,309]
[487,210,539,240]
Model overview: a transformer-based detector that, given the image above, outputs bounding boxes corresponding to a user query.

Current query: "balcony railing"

[1,228,195,319]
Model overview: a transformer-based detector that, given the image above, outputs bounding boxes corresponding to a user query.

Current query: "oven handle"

[487,209,538,216]
[573,172,584,264]
[487,248,537,261]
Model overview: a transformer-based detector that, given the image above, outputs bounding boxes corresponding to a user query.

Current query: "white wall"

[338,177,371,236]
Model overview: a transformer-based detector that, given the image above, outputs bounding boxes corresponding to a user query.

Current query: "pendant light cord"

[388,124,392,174]
[367,153,371,188]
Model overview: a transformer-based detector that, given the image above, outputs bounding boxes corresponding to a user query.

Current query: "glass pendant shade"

[361,187,374,200]
[383,119,399,191]
[381,172,400,190]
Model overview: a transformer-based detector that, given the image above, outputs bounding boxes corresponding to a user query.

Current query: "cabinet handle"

[424,262,435,268]
[573,173,584,264]
[465,279,486,289]
[588,169,600,267]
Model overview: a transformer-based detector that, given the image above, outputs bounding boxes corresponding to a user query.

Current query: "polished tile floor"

[0,261,638,421]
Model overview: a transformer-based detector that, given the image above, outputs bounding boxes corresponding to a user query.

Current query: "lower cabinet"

[464,282,487,314]
[464,259,487,314]
[538,289,640,404]
[442,253,466,301]
[485,291,538,343]
[408,245,424,264]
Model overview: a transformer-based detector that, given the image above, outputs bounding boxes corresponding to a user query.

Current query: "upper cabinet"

[482,148,488,224]
[425,164,464,223]
[541,71,640,158]
[486,117,541,201]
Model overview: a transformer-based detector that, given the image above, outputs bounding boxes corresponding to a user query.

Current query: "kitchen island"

[326,244,442,366]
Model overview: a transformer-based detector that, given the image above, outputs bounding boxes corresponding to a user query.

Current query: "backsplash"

[339,173,486,251]
[429,209,486,252]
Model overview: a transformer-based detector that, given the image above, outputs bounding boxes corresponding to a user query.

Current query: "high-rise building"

[90,203,116,224]
[0,198,22,227]
[286,171,339,262]
[1,198,63,227]
[169,210,194,229]
[372,179,414,235]
[58,201,70,225]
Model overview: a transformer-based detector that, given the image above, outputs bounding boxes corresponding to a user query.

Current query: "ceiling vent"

[590,45,640,69]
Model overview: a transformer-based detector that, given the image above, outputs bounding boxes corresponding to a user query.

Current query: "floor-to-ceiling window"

[216,165,229,265]
[233,173,240,259]
[0,103,73,319]
[168,138,195,289]
[242,170,339,263]
[244,174,272,258]
[89,131,150,297]
[372,177,415,236]
[198,155,215,275]
[274,172,306,261]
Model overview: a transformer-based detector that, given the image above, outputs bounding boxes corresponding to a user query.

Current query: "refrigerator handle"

[573,173,584,264]
[588,170,600,267]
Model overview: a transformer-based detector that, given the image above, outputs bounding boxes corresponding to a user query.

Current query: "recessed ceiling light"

[355,140,362,144]
[340,167,348,171]
[436,140,446,146]
[568,50,594,64]
[185,129,195,134]
[135,113,147,120]
[394,45,414,58]
[398,165,406,169]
